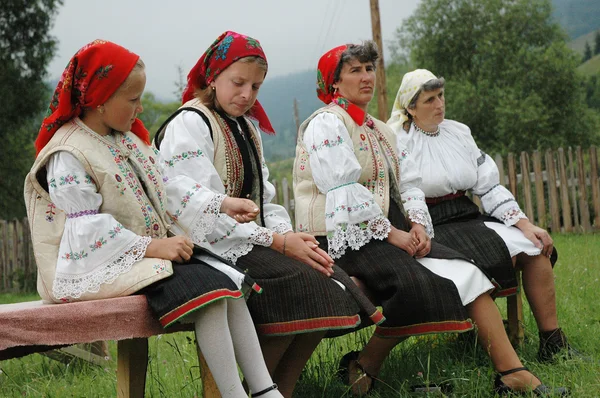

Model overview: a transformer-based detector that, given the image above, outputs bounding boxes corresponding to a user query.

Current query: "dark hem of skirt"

[375,319,474,338]
[256,314,362,336]
[160,289,244,328]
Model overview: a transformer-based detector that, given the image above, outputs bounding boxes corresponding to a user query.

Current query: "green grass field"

[1,234,599,397]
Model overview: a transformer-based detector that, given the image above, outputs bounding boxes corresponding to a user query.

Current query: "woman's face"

[409,87,445,131]
[102,69,146,133]
[333,59,375,110]
[212,60,265,117]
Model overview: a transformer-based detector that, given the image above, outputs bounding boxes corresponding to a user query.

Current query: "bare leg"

[518,253,559,332]
[270,332,325,398]
[468,294,541,390]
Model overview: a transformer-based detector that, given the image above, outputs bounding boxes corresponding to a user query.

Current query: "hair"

[402,77,446,131]
[194,56,268,110]
[333,40,379,84]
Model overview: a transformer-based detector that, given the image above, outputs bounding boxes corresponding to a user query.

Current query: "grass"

[577,53,600,76]
[1,234,599,397]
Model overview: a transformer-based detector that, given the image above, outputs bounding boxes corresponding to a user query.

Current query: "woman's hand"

[145,236,194,263]
[387,226,418,257]
[515,219,553,257]
[410,223,431,258]
[272,232,334,277]
[221,197,259,223]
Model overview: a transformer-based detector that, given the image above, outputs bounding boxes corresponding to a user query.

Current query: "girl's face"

[409,88,445,131]
[102,69,146,133]
[211,59,265,117]
[333,59,376,111]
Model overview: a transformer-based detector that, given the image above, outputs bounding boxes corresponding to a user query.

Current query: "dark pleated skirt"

[143,258,242,328]
[428,196,557,296]
[318,201,474,338]
[237,245,385,336]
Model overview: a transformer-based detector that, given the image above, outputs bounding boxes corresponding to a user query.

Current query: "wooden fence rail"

[2,146,599,293]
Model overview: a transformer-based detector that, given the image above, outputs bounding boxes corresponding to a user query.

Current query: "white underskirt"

[416,257,494,305]
[483,222,542,258]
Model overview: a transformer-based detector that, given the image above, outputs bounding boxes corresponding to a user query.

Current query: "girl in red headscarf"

[25,40,285,398]
[293,42,568,396]
[155,31,383,397]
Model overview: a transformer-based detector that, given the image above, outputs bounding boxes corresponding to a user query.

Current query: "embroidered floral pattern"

[49,178,57,189]
[94,65,113,80]
[309,135,344,154]
[66,209,99,219]
[59,174,80,185]
[84,174,93,184]
[358,141,370,151]
[45,203,56,223]
[298,153,308,171]
[500,207,527,226]
[209,222,239,245]
[89,237,107,252]
[153,262,166,274]
[180,184,203,209]
[215,35,234,60]
[326,199,377,219]
[407,209,435,238]
[61,250,88,261]
[163,149,204,167]
[272,222,293,235]
[108,223,123,239]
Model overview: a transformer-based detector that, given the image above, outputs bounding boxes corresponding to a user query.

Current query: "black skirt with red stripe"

[143,258,244,328]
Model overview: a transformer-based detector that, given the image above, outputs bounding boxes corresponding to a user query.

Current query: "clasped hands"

[387,223,431,258]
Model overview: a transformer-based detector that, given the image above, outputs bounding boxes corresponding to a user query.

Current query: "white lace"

[327,215,391,259]
[272,222,293,235]
[218,227,274,264]
[52,236,152,300]
[407,208,435,238]
[501,207,528,226]
[190,193,226,243]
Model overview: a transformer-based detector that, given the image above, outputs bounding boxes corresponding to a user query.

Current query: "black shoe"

[494,367,569,396]
[538,328,585,362]
[338,351,375,396]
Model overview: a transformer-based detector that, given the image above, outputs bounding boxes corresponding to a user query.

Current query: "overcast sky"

[48,0,419,100]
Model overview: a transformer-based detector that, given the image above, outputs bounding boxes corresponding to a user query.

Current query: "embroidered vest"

[293,104,400,235]
[24,120,173,303]
[178,100,266,222]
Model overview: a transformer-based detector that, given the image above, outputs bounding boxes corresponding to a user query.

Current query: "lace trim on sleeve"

[327,215,391,259]
[272,222,293,235]
[189,193,226,243]
[218,226,274,264]
[407,208,435,238]
[52,236,152,300]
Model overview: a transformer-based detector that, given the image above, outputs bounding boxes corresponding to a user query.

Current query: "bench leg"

[507,270,525,348]
[117,338,148,398]
[194,330,222,398]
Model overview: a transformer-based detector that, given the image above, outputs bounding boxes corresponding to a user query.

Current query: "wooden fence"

[2,146,599,293]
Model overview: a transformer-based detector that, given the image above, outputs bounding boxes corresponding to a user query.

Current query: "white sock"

[192,300,246,398]
[227,299,283,398]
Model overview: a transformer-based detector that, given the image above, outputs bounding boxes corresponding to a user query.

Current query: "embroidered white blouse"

[159,111,293,264]
[47,151,151,300]
[395,119,527,226]
[304,112,434,259]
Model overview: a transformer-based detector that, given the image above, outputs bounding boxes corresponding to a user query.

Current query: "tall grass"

[1,234,599,397]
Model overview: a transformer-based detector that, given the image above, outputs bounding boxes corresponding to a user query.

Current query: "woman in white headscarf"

[389,69,579,366]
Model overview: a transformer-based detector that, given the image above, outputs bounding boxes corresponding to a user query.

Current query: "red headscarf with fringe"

[316,44,369,125]
[35,39,149,155]
[182,31,275,135]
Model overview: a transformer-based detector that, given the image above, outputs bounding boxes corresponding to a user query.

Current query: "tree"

[393,0,599,155]
[594,31,600,55]
[0,0,63,219]
[583,41,593,62]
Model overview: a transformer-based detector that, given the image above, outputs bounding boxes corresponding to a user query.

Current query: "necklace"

[412,122,440,137]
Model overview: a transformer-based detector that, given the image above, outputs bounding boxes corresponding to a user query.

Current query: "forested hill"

[257,70,322,161]
[552,0,600,38]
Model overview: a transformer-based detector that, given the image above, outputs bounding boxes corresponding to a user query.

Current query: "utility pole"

[370,0,388,121]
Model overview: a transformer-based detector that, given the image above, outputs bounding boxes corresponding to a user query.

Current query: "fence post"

[545,150,561,233]
[590,146,600,228]
[272,179,280,205]
[507,153,518,198]
[495,154,506,187]
[1,220,8,291]
[557,148,573,232]
[520,152,535,221]
[532,151,546,229]
[281,178,291,215]
[568,147,580,232]
[576,147,592,233]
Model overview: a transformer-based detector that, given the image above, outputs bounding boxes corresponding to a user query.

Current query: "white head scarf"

[387,69,438,133]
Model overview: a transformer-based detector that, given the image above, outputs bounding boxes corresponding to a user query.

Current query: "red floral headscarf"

[182,31,275,135]
[35,39,150,155]
[316,45,368,125]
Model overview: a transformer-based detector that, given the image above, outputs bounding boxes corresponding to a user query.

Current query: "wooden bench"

[0,295,221,398]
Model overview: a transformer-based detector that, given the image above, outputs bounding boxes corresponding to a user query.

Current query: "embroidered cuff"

[189,193,226,242]
[500,207,528,226]
[407,208,434,238]
[217,226,274,264]
[327,215,391,259]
